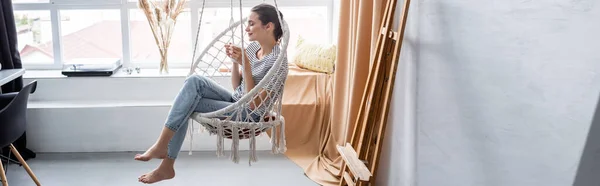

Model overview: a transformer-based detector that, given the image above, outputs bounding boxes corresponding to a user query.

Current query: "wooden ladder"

[336,0,411,185]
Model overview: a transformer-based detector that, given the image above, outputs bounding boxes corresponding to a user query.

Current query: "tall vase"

[159,51,169,74]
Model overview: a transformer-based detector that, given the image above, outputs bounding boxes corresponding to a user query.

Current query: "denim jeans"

[164,75,237,159]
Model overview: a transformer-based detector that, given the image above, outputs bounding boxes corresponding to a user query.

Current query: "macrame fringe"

[231,125,240,164]
[249,125,257,166]
[278,120,287,153]
[199,122,206,133]
[216,121,224,157]
[271,126,277,154]
[188,119,194,155]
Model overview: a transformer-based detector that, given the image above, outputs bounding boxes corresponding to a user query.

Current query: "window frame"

[13,0,335,70]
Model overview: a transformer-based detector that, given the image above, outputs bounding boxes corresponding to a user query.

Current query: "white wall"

[416,0,600,186]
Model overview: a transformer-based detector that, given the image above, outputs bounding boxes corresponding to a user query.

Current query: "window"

[13,0,334,70]
[278,6,330,59]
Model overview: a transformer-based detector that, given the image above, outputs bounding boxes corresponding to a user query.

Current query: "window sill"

[28,100,173,109]
[22,67,232,79]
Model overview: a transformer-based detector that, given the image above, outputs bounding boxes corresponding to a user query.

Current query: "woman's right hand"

[225,43,244,65]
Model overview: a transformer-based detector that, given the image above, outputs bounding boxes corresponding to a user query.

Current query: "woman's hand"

[225,43,247,65]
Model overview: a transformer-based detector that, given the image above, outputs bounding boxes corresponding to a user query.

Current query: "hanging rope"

[238,0,247,88]
[190,0,207,71]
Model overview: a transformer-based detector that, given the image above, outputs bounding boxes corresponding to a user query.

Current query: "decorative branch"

[138,0,186,74]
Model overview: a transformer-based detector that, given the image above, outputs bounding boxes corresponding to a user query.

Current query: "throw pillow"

[293,36,336,74]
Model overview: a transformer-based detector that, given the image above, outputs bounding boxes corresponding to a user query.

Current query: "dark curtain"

[0,0,36,161]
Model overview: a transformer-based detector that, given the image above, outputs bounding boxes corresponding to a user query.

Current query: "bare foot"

[134,145,167,161]
[138,167,175,184]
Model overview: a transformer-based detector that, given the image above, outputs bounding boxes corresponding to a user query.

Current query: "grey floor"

[3,151,318,186]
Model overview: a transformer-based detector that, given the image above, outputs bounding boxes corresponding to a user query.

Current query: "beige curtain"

[300,0,386,185]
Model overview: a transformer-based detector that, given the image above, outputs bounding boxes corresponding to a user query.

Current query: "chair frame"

[0,144,40,186]
[0,81,41,186]
[185,0,290,165]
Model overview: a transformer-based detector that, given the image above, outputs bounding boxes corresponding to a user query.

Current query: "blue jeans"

[164,75,237,159]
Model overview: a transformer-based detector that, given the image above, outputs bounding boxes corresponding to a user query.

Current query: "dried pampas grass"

[138,0,186,74]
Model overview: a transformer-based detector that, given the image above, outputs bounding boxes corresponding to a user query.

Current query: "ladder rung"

[380,27,400,40]
[337,143,372,181]
[390,31,399,40]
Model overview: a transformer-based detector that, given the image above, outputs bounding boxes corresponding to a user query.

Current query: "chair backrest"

[188,16,290,120]
[0,80,37,147]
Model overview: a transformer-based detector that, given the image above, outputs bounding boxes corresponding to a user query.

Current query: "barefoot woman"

[134,4,287,184]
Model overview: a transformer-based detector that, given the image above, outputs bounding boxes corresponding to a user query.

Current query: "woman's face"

[245,12,272,42]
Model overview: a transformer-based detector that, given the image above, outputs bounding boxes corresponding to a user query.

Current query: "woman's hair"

[251,4,284,41]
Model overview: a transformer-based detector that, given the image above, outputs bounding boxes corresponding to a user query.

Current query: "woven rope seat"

[185,0,289,165]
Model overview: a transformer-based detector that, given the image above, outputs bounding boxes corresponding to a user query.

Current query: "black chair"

[0,80,40,186]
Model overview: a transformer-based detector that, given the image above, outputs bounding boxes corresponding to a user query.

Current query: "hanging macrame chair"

[185,0,289,165]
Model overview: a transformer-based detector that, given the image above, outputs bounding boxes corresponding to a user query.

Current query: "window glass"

[129,9,192,64]
[14,10,54,64]
[59,10,123,64]
[194,6,330,62]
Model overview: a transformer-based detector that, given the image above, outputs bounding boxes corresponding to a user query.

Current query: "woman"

[134,4,287,184]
